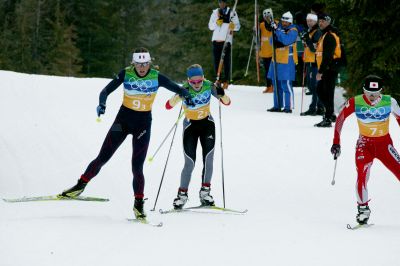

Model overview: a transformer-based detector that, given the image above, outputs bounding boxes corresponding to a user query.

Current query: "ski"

[160,205,248,215]
[346,223,374,230]
[127,218,163,227]
[2,194,109,203]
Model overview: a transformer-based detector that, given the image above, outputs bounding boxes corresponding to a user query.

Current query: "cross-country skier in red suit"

[331,75,400,225]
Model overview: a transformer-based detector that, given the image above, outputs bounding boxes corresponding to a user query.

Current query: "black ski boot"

[356,205,371,225]
[267,107,282,112]
[133,198,147,219]
[300,109,317,116]
[60,179,88,197]
[314,117,332,127]
[199,186,215,206]
[173,190,188,210]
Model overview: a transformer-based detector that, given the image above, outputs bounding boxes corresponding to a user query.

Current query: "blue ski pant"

[273,80,294,110]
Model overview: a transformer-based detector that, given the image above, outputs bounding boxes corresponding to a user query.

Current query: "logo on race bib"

[388,144,400,163]
[360,106,386,119]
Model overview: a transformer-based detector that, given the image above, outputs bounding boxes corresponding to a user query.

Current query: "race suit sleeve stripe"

[333,97,355,145]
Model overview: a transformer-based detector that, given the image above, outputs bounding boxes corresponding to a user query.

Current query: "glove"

[96,104,106,117]
[216,19,223,26]
[215,83,225,96]
[184,95,195,107]
[300,31,308,40]
[270,21,277,30]
[330,144,341,159]
[229,22,235,30]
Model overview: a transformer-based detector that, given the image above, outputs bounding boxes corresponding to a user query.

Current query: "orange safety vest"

[316,31,341,69]
[303,29,317,63]
[259,22,273,58]
[273,28,298,65]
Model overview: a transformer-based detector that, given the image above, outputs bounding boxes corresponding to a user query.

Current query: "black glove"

[184,95,195,107]
[215,83,225,96]
[96,103,106,117]
[330,144,341,159]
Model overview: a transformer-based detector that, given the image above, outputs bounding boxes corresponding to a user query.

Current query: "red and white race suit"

[333,94,400,205]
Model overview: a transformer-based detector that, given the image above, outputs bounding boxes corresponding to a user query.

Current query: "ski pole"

[151,106,183,211]
[300,61,306,114]
[148,107,184,162]
[331,157,338,186]
[270,24,280,108]
[244,35,254,77]
[254,0,260,83]
[218,101,226,208]
[216,0,239,83]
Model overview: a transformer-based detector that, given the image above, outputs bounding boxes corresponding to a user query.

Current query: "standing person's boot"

[356,205,371,225]
[199,186,215,206]
[267,107,282,112]
[173,190,188,210]
[262,85,273,93]
[60,179,88,197]
[314,117,332,127]
[133,198,146,219]
[300,109,317,116]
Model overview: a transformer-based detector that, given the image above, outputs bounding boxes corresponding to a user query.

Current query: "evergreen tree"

[323,0,400,98]
[47,0,82,76]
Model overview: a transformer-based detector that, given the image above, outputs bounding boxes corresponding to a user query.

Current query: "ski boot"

[314,117,332,127]
[173,190,188,210]
[199,186,215,206]
[133,198,147,219]
[356,205,371,225]
[267,107,282,112]
[60,179,88,197]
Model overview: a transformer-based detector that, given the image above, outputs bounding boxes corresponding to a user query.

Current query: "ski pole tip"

[331,180,335,186]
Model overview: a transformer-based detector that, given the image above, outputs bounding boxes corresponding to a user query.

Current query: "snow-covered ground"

[1,70,399,266]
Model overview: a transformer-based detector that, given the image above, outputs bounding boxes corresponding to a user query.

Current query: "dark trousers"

[317,70,338,119]
[261,57,272,87]
[306,62,323,111]
[180,117,216,189]
[212,41,231,82]
[82,106,152,198]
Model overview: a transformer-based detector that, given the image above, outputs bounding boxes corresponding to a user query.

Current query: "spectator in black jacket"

[314,13,342,127]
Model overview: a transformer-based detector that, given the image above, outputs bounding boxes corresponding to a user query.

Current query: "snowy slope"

[0,70,399,266]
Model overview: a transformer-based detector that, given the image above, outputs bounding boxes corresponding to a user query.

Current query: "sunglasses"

[134,62,151,67]
[364,89,382,96]
[188,78,204,85]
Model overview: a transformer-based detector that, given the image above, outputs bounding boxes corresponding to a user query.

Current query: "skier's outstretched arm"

[391,98,400,126]
[97,70,125,116]
[158,73,190,98]
[333,98,355,145]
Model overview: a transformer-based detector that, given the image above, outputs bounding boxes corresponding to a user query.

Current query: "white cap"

[306,13,318,22]
[263,8,273,19]
[281,11,293,23]
[132,52,151,64]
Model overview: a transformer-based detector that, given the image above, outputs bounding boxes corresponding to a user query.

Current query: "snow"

[0,70,399,266]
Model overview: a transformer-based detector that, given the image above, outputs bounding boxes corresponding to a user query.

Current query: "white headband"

[306,13,318,22]
[132,52,151,64]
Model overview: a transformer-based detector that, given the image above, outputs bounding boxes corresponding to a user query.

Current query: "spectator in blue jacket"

[267,11,298,113]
